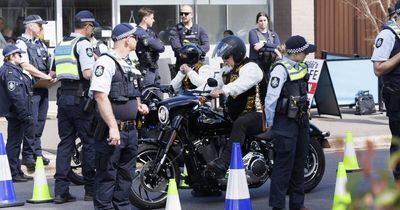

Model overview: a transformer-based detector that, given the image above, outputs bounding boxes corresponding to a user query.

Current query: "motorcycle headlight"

[158,105,169,124]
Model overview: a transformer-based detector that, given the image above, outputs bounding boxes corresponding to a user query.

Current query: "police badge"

[270,77,280,88]
[95,65,104,77]
[7,81,16,91]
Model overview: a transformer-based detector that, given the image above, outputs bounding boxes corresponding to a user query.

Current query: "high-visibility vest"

[54,37,82,81]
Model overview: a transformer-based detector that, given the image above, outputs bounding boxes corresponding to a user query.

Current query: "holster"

[94,116,108,141]
[382,85,400,112]
[82,97,95,113]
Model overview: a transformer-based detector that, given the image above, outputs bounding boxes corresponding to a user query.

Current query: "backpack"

[355,90,376,115]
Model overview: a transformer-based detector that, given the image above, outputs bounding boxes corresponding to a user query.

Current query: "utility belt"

[60,80,90,97]
[276,95,309,126]
[382,84,400,112]
[116,120,136,131]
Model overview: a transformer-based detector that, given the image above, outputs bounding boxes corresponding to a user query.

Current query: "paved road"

[8,149,393,210]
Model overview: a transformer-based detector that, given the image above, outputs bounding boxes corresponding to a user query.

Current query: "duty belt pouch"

[276,98,288,115]
[287,96,299,119]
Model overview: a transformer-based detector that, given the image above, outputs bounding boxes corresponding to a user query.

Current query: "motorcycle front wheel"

[304,137,325,193]
[129,144,180,209]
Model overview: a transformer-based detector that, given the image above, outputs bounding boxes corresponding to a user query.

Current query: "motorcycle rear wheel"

[129,144,180,209]
[304,137,325,193]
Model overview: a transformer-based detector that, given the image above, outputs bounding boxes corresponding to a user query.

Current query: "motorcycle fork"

[154,115,183,173]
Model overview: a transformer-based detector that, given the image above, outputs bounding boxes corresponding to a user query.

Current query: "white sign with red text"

[305,59,324,107]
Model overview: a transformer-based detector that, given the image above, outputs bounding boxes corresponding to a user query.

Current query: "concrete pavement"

[0,107,392,177]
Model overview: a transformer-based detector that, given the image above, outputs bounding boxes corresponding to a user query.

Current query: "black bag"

[355,90,376,115]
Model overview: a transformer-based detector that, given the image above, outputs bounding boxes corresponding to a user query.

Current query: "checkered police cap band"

[113,28,136,41]
[287,43,310,54]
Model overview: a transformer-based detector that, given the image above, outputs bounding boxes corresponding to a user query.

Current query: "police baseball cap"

[285,35,316,54]
[2,44,25,57]
[111,23,145,41]
[23,15,48,25]
[75,10,99,27]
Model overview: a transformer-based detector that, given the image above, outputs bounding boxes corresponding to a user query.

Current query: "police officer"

[53,10,98,203]
[169,5,209,72]
[265,35,314,210]
[371,1,400,182]
[0,44,34,182]
[249,12,281,76]
[91,26,110,59]
[208,36,265,179]
[90,23,148,210]
[16,14,52,168]
[170,44,214,93]
[135,7,165,87]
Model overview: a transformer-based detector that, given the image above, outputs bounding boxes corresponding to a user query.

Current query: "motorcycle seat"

[252,130,273,141]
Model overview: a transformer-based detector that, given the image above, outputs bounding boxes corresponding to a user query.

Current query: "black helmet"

[212,35,246,63]
[179,44,202,66]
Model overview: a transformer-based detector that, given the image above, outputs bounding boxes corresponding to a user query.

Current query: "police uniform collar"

[70,32,85,38]
[282,56,297,67]
[21,34,35,42]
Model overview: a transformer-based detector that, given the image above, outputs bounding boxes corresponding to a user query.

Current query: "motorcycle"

[129,79,330,209]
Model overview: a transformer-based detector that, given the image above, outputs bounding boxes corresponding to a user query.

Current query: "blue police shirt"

[264,56,299,128]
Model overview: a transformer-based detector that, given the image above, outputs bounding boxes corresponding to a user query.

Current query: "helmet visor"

[212,41,233,59]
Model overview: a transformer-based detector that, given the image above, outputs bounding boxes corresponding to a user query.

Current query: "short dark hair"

[75,21,92,29]
[138,7,154,22]
[256,11,269,23]
[223,30,234,36]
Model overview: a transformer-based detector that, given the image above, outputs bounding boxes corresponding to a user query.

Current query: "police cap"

[2,44,25,57]
[111,23,145,41]
[75,10,99,27]
[285,35,316,54]
[23,15,48,25]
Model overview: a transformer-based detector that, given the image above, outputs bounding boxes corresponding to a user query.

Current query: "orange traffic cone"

[0,132,25,208]
[26,156,53,203]
[165,178,181,210]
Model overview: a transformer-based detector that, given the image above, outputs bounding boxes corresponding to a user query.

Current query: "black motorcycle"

[129,80,330,209]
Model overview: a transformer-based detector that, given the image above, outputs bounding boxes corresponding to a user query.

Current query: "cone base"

[346,168,363,173]
[26,198,54,204]
[0,201,25,208]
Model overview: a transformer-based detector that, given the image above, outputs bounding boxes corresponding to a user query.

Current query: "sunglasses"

[222,54,230,60]
[129,35,138,40]
[180,12,191,16]
[85,23,94,28]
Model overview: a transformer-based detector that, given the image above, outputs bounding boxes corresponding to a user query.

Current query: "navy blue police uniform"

[90,23,142,210]
[16,15,51,167]
[169,22,209,72]
[371,3,400,180]
[0,45,35,182]
[264,36,315,210]
[53,10,98,203]
[135,25,165,87]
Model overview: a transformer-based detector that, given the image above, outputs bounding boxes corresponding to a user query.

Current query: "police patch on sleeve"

[95,65,104,77]
[86,48,94,57]
[375,38,383,48]
[7,81,16,91]
[270,77,280,88]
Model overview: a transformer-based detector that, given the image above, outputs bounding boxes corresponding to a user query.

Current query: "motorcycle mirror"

[207,78,218,87]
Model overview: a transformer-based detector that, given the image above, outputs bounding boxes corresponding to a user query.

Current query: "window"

[120,5,177,45]
[197,5,226,44]
[0,0,55,48]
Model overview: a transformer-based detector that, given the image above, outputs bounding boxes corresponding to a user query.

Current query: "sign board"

[43,21,57,47]
[305,59,324,107]
[305,59,341,118]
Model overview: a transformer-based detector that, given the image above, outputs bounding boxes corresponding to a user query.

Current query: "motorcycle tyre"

[67,169,85,186]
[304,137,325,193]
[129,144,180,209]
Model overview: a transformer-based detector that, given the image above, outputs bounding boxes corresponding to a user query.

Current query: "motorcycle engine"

[243,152,270,185]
